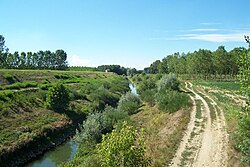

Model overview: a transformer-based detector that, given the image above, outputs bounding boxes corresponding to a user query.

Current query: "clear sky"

[1,0,250,69]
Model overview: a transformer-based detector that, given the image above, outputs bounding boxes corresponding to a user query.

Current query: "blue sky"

[1,0,250,69]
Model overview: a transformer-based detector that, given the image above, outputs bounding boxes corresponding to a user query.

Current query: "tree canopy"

[144,46,245,79]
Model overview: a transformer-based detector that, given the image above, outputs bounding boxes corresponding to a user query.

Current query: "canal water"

[25,83,137,167]
[25,141,78,167]
[129,83,138,95]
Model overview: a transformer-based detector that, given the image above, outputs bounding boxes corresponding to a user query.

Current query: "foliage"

[236,110,250,165]
[237,37,250,165]
[143,46,244,80]
[45,83,70,112]
[97,65,127,75]
[98,122,151,167]
[0,45,68,69]
[0,81,38,90]
[139,89,156,106]
[157,73,180,91]
[88,85,120,110]
[68,66,97,71]
[117,92,141,115]
[137,77,156,94]
[75,112,113,142]
[155,89,190,113]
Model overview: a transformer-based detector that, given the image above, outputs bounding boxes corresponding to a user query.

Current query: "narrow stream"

[25,83,137,167]
[25,141,78,167]
[129,83,138,95]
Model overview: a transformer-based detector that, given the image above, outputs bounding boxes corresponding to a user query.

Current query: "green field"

[0,69,129,166]
[193,81,240,91]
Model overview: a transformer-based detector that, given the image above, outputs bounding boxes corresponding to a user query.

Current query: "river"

[25,83,137,167]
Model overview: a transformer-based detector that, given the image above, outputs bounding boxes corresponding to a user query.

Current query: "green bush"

[237,107,250,165]
[117,92,141,115]
[89,86,119,110]
[0,90,14,101]
[98,122,151,167]
[105,105,129,125]
[137,78,156,94]
[76,112,113,142]
[140,89,156,106]
[155,89,190,113]
[157,73,180,91]
[45,83,70,112]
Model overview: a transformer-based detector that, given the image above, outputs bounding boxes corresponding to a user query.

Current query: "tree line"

[143,46,246,79]
[0,35,68,70]
[69,65,127,75]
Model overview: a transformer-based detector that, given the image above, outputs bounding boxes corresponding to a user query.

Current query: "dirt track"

[170,82,229,167]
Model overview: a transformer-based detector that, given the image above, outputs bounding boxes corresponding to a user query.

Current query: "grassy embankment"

[0,69,129,166]
[129,74,192,166]
[60,73,192,167]
[193,81,248,167]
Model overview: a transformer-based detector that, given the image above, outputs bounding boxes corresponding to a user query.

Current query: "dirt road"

[170,82,229,167]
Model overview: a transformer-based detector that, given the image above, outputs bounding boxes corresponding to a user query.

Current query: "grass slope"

[131,104,192,166]
[0,70,129,166]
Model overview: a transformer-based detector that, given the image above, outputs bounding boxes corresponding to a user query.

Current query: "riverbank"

[4,119,81,167]
[0,70,129,167]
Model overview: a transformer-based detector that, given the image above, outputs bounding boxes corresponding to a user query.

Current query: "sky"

[1,0,250,70]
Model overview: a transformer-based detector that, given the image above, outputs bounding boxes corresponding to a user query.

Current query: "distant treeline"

[143,46,246,79]
[69,65,127,75]
[0,35,68,70]
[0,49,68,70]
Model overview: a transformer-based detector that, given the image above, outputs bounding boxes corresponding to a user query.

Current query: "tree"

[236,36,250,165]
[157,73,180,91]
[45,83,70,112]
[55,49,68,70]
[160,57,168,74]
[213,46,229,76]
[98,122,151,167]
[149,60,162,74]
[0,35,6,53]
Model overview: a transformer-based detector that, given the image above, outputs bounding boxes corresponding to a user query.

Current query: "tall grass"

[155,90,191,113]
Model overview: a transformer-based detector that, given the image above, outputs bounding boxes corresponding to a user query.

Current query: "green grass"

[0,69,129,166]
[193,81,240,91]
[195,99,202,119]
[130,104,192,166]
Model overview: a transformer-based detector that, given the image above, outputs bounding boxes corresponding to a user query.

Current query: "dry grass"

[131,104,192,166]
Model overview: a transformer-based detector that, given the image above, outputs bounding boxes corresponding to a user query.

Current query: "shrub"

[89,86,119,110]
[104,105,129,125]
[237,107,250,165]
[76,112,113,142]
[117,92,141,115]
[140,89,156,106]
[155,89,190,113]
[137,78,156,94]
[45,83,70,112]
[0,90,14,101]
[157,73,180,91]
[98,122,151,167]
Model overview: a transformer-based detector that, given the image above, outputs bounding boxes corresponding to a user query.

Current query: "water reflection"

[25,141,77,167]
